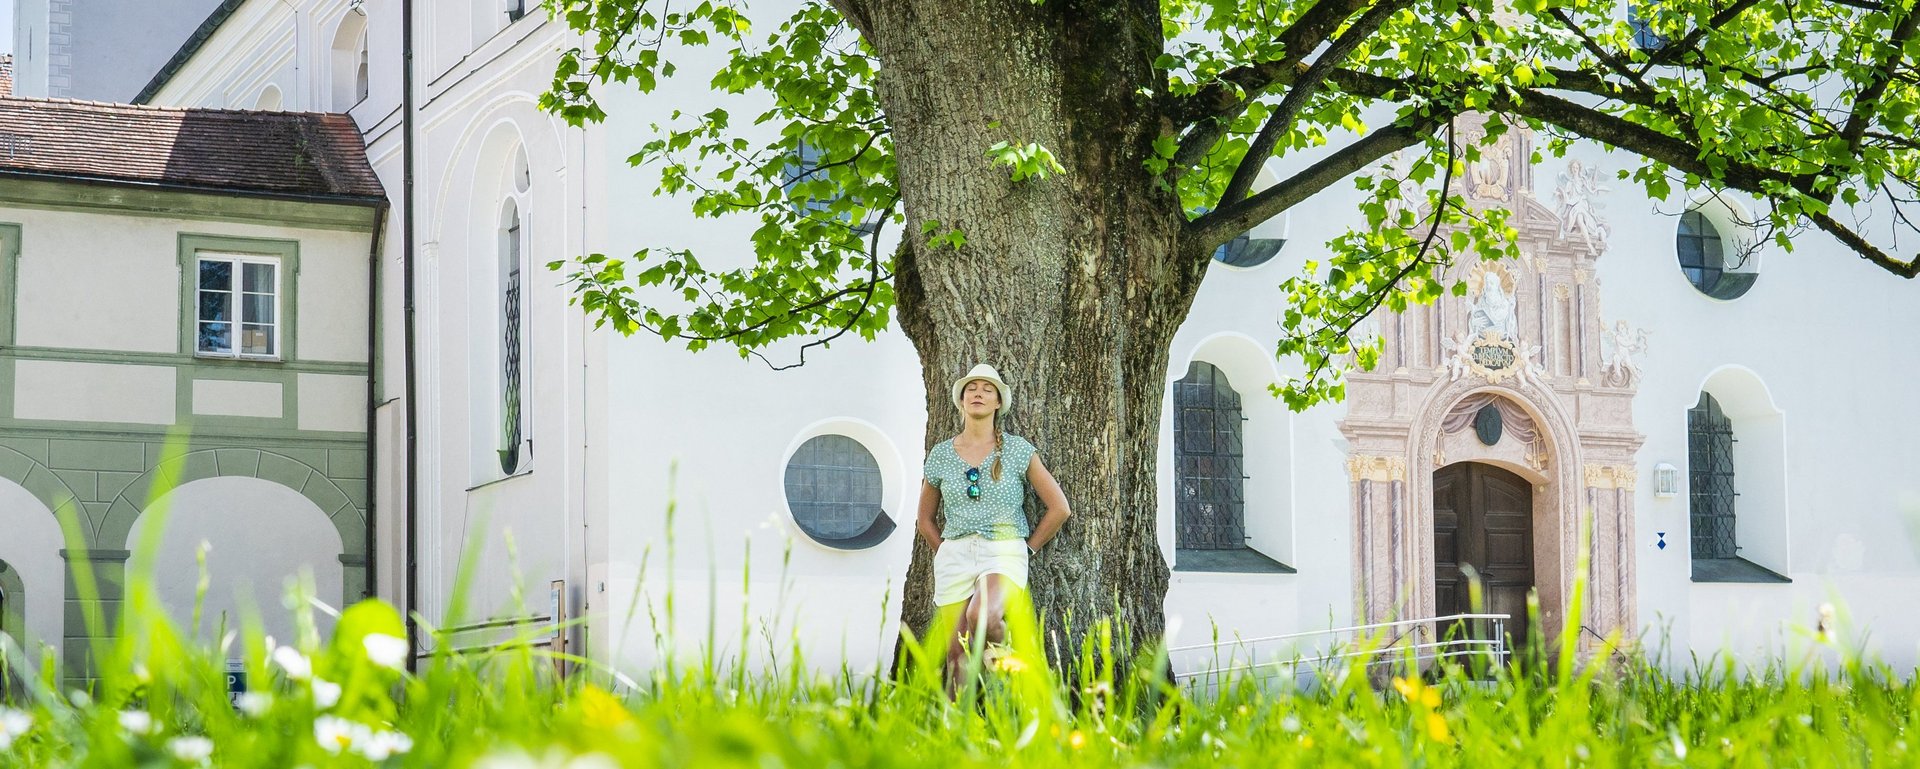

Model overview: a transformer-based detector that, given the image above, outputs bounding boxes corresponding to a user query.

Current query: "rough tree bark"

[839,0,1206,669]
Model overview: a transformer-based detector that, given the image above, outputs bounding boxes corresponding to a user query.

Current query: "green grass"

[2,454,1913,768]
[1,553,1916,767]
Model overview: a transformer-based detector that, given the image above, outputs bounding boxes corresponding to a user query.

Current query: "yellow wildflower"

[1069,730,1087,750]
[1426,712,1452,744]
[575,685,633,730]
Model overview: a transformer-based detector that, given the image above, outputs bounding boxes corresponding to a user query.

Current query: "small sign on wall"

[225,659,247,707]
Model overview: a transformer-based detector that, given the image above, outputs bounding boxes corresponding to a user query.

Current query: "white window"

[330,13,370,110]
[196,254,280,359]
[496,151,533,475]
[355,35,370,103]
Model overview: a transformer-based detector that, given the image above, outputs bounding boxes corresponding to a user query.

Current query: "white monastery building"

[0,94,384,688]
[1,0,1913,679]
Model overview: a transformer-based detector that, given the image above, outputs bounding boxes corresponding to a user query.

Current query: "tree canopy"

[543,0,1916,402]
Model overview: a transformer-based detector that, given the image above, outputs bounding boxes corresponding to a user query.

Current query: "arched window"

[1687,392,1736,560]
[1174,363,1249,549]
[329,13,370,110]
[254,84,283,111]
[1688,390,1787,582]
[1172,360,1294,572]
[784,434,895,549]
[495,152,533,473]
[355,34,370,103]
[497,150,532,475]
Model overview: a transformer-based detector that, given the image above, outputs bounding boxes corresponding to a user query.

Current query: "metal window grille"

[499,219,523,475]
[1677,210,1725,294]
[1174,362,1248,550]
[1688,392,1738,559]
[784,435,893,548]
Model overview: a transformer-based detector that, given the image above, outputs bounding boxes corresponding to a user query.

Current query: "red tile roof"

[0,98,385,202]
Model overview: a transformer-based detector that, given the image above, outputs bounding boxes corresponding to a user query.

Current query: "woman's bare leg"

[973,573,1017,646]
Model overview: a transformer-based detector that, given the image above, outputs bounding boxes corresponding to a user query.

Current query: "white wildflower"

[117,709,154,735]
[235,692,273,717]
[358,730,414,761]
[362,633,408,670]
[313,716,359,754]
[311,678,343,709]
[0,708,33,750]
[167,735,215,763]
[273,646,313,680]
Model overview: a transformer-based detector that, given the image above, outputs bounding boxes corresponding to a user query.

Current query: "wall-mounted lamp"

[1653,463,1680,498]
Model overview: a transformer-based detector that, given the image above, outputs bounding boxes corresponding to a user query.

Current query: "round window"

[1676,209,1757,299]
[783,434,895,549]
[1213,232,1286,268]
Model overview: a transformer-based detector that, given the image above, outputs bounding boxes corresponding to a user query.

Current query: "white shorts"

[933,535,1029,606]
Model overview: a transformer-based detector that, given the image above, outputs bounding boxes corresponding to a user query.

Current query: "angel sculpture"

[1439,331,1476,382]
[1555,159,1612,255]
[1600,320,1650,386]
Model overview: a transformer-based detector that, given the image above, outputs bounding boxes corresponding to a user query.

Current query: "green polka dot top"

[924,434,1037,541]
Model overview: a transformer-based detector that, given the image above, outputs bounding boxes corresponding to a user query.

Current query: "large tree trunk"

[848,1,1207,673]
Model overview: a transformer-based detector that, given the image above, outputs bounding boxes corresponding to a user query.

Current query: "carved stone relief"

[1340,114,1646,654]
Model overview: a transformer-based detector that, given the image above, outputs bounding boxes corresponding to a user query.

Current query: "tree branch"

[1218,0,1416,207]
[1804,208,1920,278]
[1165,0,1376,128]
[1838,4,1919,159]
[1187,118,1439,251]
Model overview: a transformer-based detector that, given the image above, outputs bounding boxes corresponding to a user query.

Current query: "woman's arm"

[917,480,943,553]
[1025,454,1072,553]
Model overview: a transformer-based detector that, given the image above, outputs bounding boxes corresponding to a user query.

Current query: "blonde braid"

[991,412,1005,482]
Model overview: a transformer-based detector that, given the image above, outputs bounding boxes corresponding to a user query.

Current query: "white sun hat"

[950,363,1012,416]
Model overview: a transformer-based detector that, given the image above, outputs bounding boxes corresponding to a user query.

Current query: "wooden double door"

[1432,462,1534,652]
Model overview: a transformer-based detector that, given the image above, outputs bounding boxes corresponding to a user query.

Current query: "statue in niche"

[1600,320,1651,386]
[1468,270,1520,341]
[1471,132,1512,199]
[1555,158,1612,254]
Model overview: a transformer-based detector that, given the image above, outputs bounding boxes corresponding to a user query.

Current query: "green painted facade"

[0,186,380,688]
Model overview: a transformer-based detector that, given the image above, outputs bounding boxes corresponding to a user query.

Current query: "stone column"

[59,547,129,689]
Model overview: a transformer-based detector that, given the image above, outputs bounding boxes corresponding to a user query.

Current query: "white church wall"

[406,20,595,648]
[1565,141,1920,671]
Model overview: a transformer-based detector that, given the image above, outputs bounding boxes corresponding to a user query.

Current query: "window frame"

[1675,204,1760,300]
[497,195,529,476]
[783,433,895,550]
[1687,390,1789,583]
[1170,360,1295,574]
[178,234,300,363]
[0,222,20,347]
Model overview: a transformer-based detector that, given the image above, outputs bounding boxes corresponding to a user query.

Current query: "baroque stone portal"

[1339,115,1645,652]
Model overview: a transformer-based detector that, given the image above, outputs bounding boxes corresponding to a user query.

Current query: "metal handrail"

[1172,613,1512,684]
[1166,613,1512,652]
